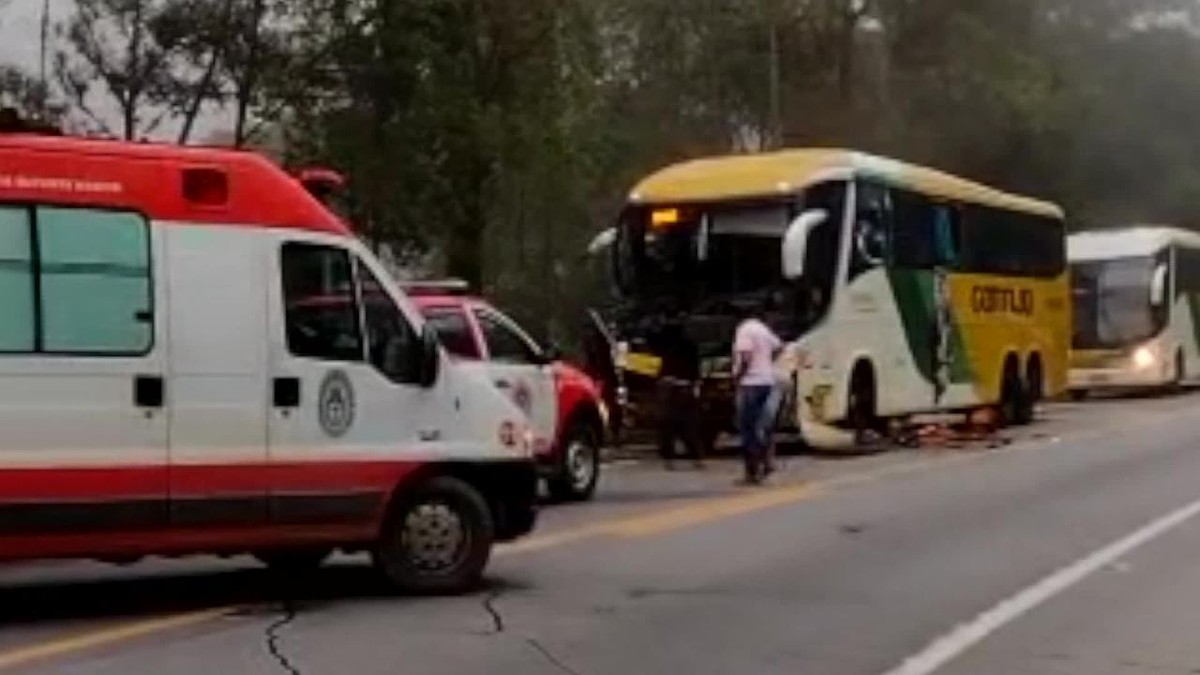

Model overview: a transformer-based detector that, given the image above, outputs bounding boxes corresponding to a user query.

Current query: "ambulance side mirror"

[782,209,828,280]
[1150,263,1168,307]
[416,325,441,388]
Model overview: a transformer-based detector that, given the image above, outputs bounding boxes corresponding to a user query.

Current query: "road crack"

[482,589,506,633]
[526,638,584,675]
[265,599,303,675]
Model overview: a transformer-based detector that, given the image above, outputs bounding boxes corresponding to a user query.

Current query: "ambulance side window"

[37,207,153,354]
[0,205,151,355]
[0,208,34,352]
[356,259,421,384]
[281,243,363,362]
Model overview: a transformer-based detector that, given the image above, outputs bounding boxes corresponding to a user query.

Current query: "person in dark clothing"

[581,309,622,443]
[655,322,704,469]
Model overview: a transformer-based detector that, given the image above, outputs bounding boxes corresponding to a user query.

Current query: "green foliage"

[16,0,1200,347]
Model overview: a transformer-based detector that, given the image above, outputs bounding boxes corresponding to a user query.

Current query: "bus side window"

[891,189,937,269]
[851,180,890,279]
[933,204,962,268]
[798,180,849,319]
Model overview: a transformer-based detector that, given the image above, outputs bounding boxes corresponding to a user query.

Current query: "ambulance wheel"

[255,548,330,573]
[373,476,494,595]
[548,421,601,502]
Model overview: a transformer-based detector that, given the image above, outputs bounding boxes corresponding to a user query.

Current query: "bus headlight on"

[1133,346,1156,370]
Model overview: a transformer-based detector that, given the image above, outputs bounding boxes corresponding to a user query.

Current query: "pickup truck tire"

[548,420,601,502]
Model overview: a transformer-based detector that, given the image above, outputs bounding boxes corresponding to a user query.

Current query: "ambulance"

[0,122,538,593]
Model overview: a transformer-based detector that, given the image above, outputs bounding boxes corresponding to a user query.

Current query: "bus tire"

[999,356,1025,427]
[373,476,494,595]
[1015,355,1042,425]
[848,362,880,445]
[547,418,601,502]
[255,548,331,574]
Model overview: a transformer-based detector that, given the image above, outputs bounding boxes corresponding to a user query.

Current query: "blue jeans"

[737,385,773,478]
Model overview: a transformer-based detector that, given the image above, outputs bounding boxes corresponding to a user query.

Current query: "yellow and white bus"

[602,149,1069,449]
[1068,226,1200,397]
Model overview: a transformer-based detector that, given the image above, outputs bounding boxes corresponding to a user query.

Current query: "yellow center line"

[0,607,233,672]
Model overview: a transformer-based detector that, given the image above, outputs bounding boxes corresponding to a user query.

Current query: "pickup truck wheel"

[373,476,493,595]
[547,421,600,502]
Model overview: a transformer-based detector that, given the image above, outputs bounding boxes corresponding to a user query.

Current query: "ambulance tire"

[255,549,331,574]
[373,476,494,595]
[547,420,601,503]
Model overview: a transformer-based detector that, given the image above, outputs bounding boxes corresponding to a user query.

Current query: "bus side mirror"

[588,227,616,256]
[782,209,828,280]
[1150,263,1168,307]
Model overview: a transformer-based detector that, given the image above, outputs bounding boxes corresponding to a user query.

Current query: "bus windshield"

[615,181,847,324]
[1072,256,1161,349]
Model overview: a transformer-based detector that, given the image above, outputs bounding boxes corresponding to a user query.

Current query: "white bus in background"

[1068,226,1200,397]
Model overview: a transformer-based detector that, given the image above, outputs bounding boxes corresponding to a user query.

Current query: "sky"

[0,0,229,142]
[0,0,61,75]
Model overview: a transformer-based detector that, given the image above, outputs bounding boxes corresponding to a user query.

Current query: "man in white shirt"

[733,310,782,484]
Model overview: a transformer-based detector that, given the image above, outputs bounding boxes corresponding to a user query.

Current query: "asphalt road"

[2,391,1200,674]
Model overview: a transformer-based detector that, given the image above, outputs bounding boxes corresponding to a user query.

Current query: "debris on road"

[892,408,1013,451]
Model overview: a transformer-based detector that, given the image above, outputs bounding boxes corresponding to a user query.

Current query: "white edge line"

[881,496,1200,675]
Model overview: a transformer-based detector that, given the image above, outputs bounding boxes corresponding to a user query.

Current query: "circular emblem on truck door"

[318,370,355,437]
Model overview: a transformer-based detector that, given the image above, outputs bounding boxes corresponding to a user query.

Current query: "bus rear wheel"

[999,358,1026,427]
[1014,356,1042,426]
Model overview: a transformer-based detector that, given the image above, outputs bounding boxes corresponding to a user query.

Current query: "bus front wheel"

[848,363,880,446]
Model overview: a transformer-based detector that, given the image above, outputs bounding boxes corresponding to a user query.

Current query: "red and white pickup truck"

[410,286,607,501]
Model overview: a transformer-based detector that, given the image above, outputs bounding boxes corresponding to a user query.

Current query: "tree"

[0,65,63,123]
[55,0,186,139]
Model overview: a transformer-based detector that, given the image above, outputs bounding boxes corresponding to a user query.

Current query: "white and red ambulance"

[0,124,538,593]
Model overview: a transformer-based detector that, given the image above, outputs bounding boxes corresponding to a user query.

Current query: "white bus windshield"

[1072,256,1161,349]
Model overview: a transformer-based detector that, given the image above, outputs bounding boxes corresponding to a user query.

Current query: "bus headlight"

[1133,346,1156,370]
